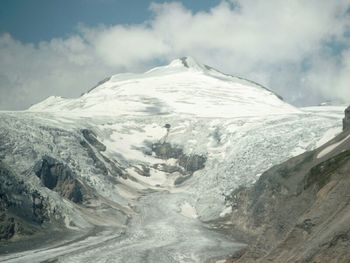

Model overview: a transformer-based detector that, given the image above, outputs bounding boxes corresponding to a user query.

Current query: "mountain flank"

[218,106,350,263]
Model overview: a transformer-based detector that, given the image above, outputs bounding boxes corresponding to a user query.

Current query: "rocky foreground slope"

[219,107,350,263]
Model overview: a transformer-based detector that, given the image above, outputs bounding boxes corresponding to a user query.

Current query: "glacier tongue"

[0,106,344,263]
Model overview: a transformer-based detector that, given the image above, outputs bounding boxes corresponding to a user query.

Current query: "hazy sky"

[1,0,350,110]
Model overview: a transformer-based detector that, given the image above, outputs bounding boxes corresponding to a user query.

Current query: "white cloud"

[305,49,350,102]
[0,34,115,110]
[84,25,169,67]
[0,0,350,110]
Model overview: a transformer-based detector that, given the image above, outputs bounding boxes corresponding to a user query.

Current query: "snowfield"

[29,57,299,117]
[0,57,346,262]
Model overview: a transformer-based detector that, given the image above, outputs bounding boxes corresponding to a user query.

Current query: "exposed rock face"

[151,142,183,160]
[81,129,106,152]
[0,162,46,240]
[80,140,108,175]
[178,154,206,173]
[343,105,350,131]
[150,142,206,173]
[84,77,111,95]
[80,130,127,180]
[34,156,84,203]
[224,131,350,262]
[143,142,206,185]
[153,163,185,175]
[0,215,17,240]
[134,164,151,177]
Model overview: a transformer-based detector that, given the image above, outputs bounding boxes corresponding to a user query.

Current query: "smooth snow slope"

[29,57,299,118]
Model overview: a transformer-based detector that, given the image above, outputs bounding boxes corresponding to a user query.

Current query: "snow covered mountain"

[29,57,298,117]
[0,57,346,262]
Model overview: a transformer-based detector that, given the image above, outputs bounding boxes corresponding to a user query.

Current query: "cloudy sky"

[1,0,350,110]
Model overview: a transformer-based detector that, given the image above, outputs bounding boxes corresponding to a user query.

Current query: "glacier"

[0,57,346,262]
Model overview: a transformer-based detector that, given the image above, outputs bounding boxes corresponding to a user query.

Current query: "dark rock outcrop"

[101,154,126,178]
[153,163,185,175]
[34,156,84,203]
[134,165,150,177]
[81,129,106,152]
[174,174,192,185]
[83,76,111,95]
[151,142,183,160]
[0,215,17,240]
[80,140,108,175]
[0,162,46,240]
[145,142,206,185]
[149,142,206,173]
[178,154,206,173]
[343,105,350,131]
[80,135,127,180]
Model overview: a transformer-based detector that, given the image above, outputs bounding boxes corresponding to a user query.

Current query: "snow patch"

[219,206,232,218]
[316,127,341,148]
[317,135,350,159]
[180,202,198,219]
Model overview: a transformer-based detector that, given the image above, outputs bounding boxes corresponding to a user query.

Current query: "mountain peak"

[168,56,206,71]
[29,55,299,117]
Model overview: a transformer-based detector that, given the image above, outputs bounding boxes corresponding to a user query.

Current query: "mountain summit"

[168,56,207,70]
[29,57,299,117]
